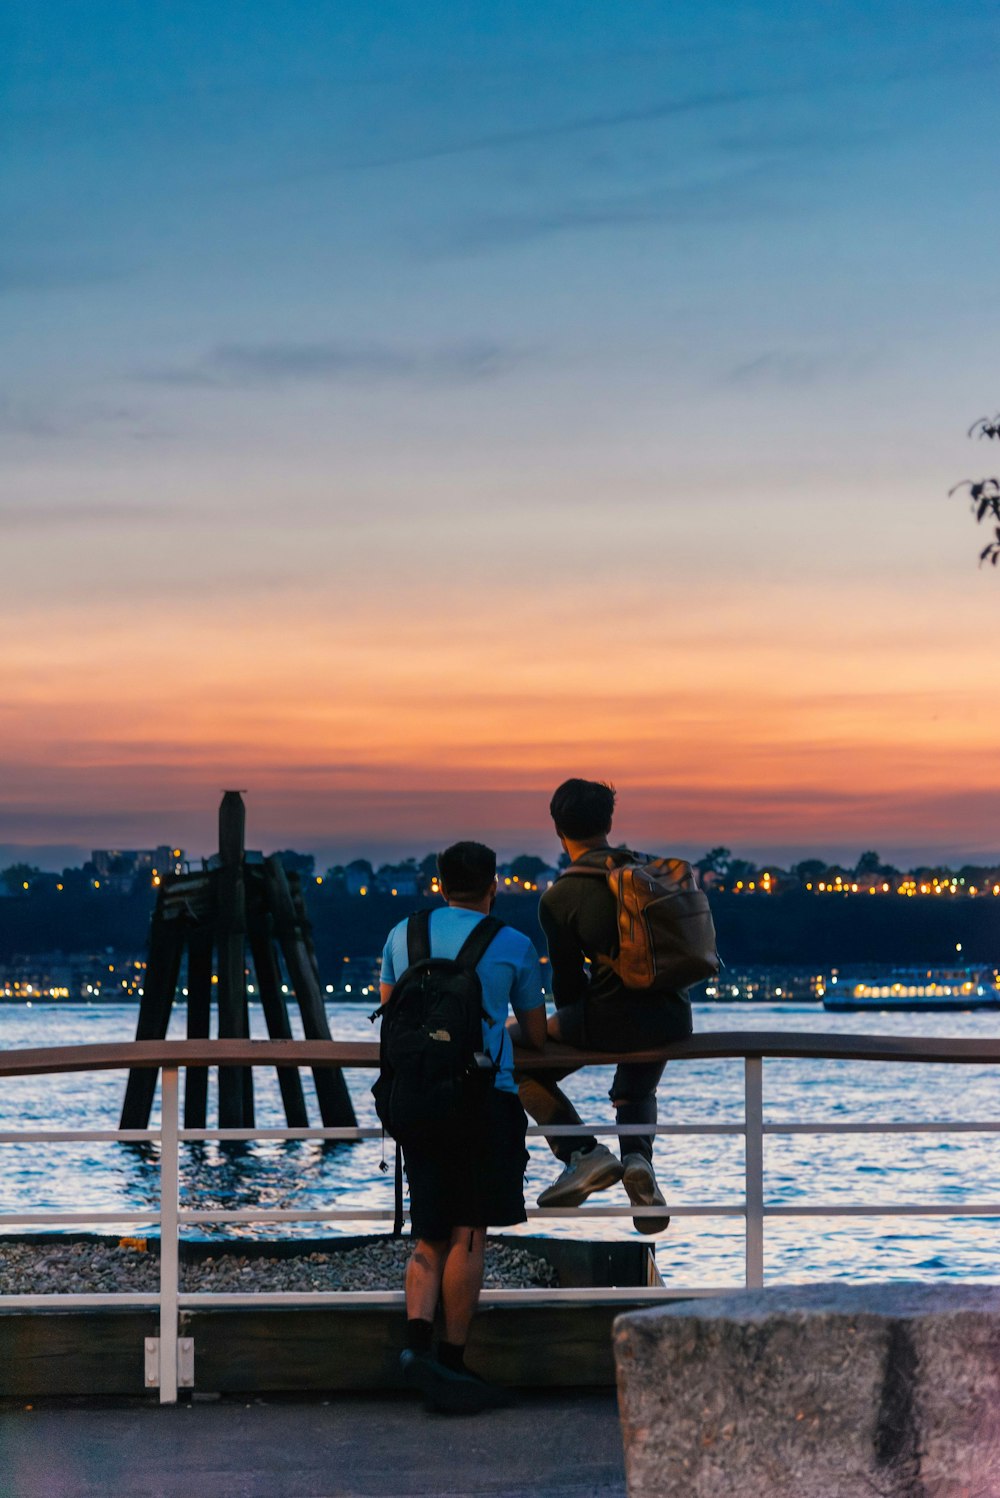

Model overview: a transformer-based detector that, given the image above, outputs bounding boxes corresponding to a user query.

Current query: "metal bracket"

[178,1337,195,1388]
[144,1337,195,1389]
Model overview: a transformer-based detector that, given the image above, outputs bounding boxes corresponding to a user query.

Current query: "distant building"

[90,847,186,892]
[0,951,147,1001]
[374,864,419,897]
[344,861,373,896]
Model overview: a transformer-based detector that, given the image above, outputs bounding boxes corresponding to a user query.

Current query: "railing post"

[159,1065,180,1403]
[744,1056,764,1289]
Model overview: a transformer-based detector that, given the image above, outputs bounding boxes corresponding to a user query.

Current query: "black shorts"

[402,1088,529,1242]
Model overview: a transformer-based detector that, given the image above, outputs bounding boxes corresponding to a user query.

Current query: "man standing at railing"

[515,779,697,1234]
[378,840,547,1414]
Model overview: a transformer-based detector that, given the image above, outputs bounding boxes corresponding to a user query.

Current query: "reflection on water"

[1,1001,999,1285]
[116,1139,356,1240]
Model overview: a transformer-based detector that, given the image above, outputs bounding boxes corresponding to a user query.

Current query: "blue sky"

[3,2,1000,869]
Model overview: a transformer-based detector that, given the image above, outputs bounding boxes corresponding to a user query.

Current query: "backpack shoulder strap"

[560,848,649,876]
[453,914,504,972]
[406,909,432,967]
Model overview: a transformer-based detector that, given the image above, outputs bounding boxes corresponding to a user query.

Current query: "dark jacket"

[538,848,631,1008]
[538,848,690,1010]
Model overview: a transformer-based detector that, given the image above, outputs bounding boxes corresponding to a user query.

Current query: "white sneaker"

[537,1144,625,1208]
[622,1153,670,1235]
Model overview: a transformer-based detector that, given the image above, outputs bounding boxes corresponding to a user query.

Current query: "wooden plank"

[160,873,214,924]
[0,1312,158,1397]
[181,1303,633,1391]
[0,1303,639,1395]
[119,905,186,1129]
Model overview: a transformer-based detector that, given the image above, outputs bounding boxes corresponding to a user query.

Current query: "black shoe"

[399,1349,510,1414]
[537,1143,625,1209]
[622,1153,671,1235]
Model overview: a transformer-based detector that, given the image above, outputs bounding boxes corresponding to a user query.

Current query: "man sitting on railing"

[515,779,693,1234]
[379,840,547,1413]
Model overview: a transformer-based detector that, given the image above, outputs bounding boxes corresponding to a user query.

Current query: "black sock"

[406,1318,433,1354]
[437,1340,466,1373]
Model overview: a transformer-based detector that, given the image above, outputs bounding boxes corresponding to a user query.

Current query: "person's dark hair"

[549,778,616,841]
[437,841,497,901]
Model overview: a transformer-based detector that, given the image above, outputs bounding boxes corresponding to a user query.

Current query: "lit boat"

[822,967,1000,1012]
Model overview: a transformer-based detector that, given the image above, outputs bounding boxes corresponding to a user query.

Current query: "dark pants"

[515,995,692,1165]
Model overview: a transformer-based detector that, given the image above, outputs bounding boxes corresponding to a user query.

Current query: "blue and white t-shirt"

[380,907,545,1094]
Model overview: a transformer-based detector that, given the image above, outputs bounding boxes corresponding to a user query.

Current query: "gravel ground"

[0,1238,559,1294]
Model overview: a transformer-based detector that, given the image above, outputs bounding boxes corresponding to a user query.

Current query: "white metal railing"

[3,1038,1000,1401]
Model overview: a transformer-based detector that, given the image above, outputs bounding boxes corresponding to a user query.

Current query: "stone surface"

[614,1282,1000,1498]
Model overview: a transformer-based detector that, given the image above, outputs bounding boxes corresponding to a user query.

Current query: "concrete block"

[614,1283,1000,1497]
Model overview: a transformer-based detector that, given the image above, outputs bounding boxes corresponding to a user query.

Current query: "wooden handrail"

[0,1032,996,1080]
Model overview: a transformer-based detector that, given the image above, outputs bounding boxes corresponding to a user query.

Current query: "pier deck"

[0,1391,626,1498]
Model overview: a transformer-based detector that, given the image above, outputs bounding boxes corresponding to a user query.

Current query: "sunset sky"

[3,1,1000,870]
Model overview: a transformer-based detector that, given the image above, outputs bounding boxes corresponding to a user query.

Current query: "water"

[1,1001,999,1289]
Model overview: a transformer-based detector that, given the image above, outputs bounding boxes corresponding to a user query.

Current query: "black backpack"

[372,909,504,1144]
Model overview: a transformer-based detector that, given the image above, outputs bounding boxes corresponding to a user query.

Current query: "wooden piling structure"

[119,793,357,1134]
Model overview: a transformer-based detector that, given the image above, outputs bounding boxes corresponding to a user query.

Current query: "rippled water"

[1,1001,998,1289]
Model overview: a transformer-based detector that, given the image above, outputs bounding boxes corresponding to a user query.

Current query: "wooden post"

[120,897,186,1129]
[264,856,357,1128]
[246,869,309,1127]
[216,790,252,1128]
[183,921,213,1129]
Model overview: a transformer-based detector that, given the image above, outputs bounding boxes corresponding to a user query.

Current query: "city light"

[7,842,1000,1008]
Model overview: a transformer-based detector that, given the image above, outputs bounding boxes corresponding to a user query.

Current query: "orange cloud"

[3,551,999,861]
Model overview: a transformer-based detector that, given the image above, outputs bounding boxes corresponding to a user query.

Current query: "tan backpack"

[560,852,719,993]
